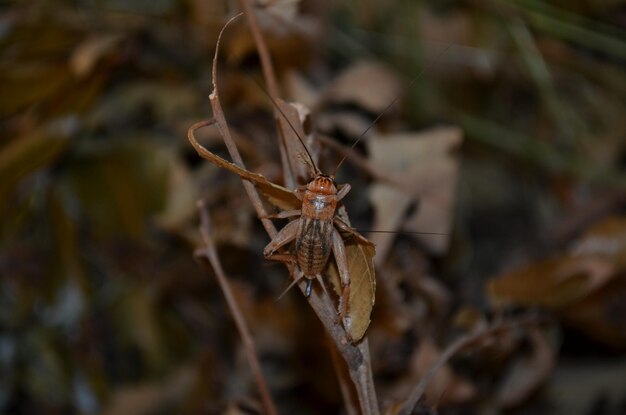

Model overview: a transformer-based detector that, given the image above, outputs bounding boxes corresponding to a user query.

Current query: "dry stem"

[194,201,278,415]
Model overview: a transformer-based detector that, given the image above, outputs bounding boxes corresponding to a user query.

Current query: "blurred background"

[1,0,625,414]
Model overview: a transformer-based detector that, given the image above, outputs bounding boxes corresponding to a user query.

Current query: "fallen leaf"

[322,61,403,116]
[367,127,463,255]
[153,153,199,231]
[284,70,320,111]
[368,184,413,266]
[69,34,124,77]
[327,206,376,342]
[488,216,626,348]
[569,216,626,268]
[488,255,615,309]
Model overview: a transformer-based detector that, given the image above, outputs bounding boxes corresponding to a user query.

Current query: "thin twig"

[194,201,278,415]
[327,335,360,415]
[399,315,547,415]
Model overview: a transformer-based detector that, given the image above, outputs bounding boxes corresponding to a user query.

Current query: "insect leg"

[333,217,375,246]
[331,227,351,321]
[264,253,296,264]
[294,187,305,201]
[261,209,302,219]
[263,219,300,257]
[336,183,351,201]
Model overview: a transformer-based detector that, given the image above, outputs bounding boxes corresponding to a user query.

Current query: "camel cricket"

[263,170,374,328]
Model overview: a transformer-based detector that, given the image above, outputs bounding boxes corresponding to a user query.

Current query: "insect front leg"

[261,209,301,220]
[336,183,351,201]
[263,218,300,259]
[331,227,351,326]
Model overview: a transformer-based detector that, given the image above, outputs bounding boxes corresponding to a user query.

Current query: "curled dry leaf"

[488,216,626,348]
[187,120,300,211]
[488,216,626,309]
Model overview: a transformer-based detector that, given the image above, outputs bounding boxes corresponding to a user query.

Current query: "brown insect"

[263,171,373,321]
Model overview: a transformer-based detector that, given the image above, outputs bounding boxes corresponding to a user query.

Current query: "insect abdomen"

[296,217,333,276]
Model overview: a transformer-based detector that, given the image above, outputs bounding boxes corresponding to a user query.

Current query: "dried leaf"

[368,184,413,266]
[284,70,320,111]
[153,154,199,231]
[488,216,626,348]
[367,127,463,255]
[327,236,376,342]
[488,216,626,309]
[569,216,626,268]
[69,34,124,77]
[323,61,403,115]
[488,256,615,309]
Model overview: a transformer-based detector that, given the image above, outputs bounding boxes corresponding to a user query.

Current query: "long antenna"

[332,44,453,176]
[240,66,322,176]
